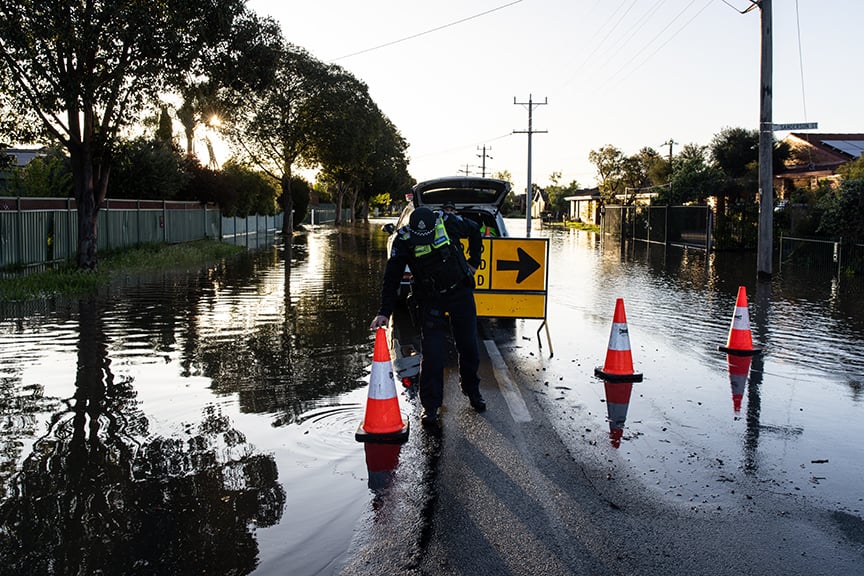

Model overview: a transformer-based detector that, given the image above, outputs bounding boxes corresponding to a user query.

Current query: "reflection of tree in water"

[0,297,284,575]
[0,377,62,496]
[194,227,386,425]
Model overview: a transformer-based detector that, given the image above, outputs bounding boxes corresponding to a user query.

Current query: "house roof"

[2,146,49,167]
[564,187,600,201]
[780,133,864,175]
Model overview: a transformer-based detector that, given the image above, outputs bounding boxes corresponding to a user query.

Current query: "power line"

[590,0,671,77]
[331,0,524,61]
[795,0,808,119]
[601,0,712,92]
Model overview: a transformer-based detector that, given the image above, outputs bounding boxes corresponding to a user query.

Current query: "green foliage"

[287,176,311,223]
[7,149,73,197]
[663,144,724,205]
[179,158,279,217]
[490,170,518,216]
[710,127,758,179]
[588,145,625,203]
[544,172,580,215]
[0,241,243,301]
[816,179,864,242]
[0,146,12,171]
[368,193,391,209]
[837,156,864,181]
[588,145,667,205]
[0,0,271,268]
[109,138,189,200]
[156,107,174,143]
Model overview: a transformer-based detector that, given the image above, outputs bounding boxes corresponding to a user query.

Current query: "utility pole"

[756,0,774,280]
[458,164,474,176]
[476,145,493,177]
[514,94,547,238]
[662,138,677,169]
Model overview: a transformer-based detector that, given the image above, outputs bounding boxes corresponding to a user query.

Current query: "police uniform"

[376,207,486,423]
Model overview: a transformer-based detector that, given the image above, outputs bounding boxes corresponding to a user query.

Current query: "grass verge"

[0,240,245,302]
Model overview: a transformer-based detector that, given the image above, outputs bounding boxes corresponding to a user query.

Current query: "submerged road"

[339,319,864,576]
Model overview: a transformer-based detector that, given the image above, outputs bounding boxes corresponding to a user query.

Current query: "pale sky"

[247,0,863,192]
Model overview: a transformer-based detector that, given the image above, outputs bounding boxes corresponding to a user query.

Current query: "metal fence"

[0,196,283,269]
[778,234,864,281]
[602,205,712,250]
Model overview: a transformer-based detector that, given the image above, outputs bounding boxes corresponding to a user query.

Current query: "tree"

[588,145,625,204]
[223,44,332,234]
[309,66,409,225]
[8,147,72,198]
[817,179,864,243]
[0,0,266,269]
[491,170,517,216]
[710,127,759,180]
[544,171,580,218]
[176,12,281,162]
[662,143,724,205]
[108,137,188,200]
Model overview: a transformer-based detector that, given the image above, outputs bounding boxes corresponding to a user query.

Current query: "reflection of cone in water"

[356,328,409,443]
[727,354,752,415]
[604,380,633,449]
[595,298,643,382]
[365,442,402,492]
[718,286,762,356]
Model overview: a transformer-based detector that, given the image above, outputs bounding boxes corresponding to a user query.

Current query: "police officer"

[370,205,486,426]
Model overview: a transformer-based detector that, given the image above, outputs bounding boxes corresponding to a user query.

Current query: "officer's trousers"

[417,285,481,414]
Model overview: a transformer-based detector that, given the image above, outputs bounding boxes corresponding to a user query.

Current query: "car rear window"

[418,187,502,205]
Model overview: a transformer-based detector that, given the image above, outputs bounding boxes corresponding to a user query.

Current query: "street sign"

[772,122,818,131]
[461,237,549,319]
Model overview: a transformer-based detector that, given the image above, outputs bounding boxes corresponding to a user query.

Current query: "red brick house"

[776,132,864,196]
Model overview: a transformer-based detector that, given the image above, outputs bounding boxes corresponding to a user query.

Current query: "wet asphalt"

[339,320,864,576]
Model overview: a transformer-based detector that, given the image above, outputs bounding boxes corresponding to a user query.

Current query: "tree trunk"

[69,142,100,270]
[349,190,358,224]
[333,183,346,226]
[281,170,293,237]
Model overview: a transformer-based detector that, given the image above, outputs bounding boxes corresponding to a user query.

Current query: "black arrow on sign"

[496,248,541,283]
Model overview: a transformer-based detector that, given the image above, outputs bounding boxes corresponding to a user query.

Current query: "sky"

[246,0,863,192]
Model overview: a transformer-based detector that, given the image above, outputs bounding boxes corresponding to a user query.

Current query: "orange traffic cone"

[356,328,410,443]
[727,354,751,416]
[718,286,762,356]
[604,380,633,449]
[595,298,643,382]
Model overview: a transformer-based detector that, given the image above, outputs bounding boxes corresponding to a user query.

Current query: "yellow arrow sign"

[488,238,546,291]
[461,237,547,291]
[461,237,549,319]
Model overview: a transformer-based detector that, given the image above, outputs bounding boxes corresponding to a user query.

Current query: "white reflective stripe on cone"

[607,322,632,351]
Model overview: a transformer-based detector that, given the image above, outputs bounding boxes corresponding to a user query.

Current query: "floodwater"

[0,220,862,574]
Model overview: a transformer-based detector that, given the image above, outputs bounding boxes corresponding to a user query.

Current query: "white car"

[383,176,511,297]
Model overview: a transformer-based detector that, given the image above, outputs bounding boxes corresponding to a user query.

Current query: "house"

[776,132,864,195]
[0,146,50,193]
[564,187,601,224]
[531,187,550,220]
[2,146,49,167]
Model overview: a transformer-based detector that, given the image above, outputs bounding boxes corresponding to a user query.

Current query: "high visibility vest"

[398,215,468,295]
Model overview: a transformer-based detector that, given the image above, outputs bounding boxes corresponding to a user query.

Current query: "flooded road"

[0,220,862,574]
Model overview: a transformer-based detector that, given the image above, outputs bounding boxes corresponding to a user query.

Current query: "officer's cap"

[407,207,438,245]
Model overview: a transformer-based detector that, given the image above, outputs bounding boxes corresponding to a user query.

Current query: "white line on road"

[483,340,532,423]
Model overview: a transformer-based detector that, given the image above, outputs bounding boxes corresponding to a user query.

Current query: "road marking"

[483,340,532,422]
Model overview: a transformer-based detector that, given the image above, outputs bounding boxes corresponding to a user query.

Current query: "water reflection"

[0,296,285,574]
[365,442,403,509]
[727,354,751,416]
[603,381,634,448]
